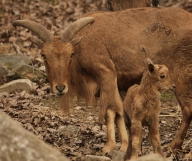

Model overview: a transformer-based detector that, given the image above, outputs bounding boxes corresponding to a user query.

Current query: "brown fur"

[75,7,192,152]
[15,7,192,154]
[123,59,175,159]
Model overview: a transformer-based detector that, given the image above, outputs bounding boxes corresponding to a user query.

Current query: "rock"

[130,153,166,161]
[0,79,35,93]
[109,151,166,161]
[14,63,46,81]
[57,125,79,136]
[109,150,125,161]
[85,155,111,161]
[0,66,8,84]
[0,55,44,82]
[0,55,32,70]
[0,110,70,161]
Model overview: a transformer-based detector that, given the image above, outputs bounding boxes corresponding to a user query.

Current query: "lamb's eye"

[160,75,165,79]
[41,53,46,60]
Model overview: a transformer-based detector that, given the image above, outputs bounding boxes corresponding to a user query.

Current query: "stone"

[85,155,111,161]
[0,55,32,70]
[126,153,166,161]
[0,111,70,161]
[14,63,46,81]
[0,66,8,84]
[109,150,125,161]
[0,79,35,93]
[57,125,79,136]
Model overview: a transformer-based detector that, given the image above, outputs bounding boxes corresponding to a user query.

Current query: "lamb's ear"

[30,36,44,48]
[147,58,154,73]
[71,36,83,46]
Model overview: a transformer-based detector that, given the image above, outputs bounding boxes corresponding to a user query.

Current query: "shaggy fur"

[78,7,192,151]
[123,59,175,160]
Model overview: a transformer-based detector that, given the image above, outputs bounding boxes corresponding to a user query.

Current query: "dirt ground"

[0,86,192,161]
[0,0,192,161]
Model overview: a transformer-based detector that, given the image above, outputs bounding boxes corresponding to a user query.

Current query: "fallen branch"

[12,42,21,54]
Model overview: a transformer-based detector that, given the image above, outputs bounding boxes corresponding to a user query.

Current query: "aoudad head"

[13,17,94,95]
[146,58,176,92]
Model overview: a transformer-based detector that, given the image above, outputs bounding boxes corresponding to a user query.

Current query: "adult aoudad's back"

[13,7,192,154]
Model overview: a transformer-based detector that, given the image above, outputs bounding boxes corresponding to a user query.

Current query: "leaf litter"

[0,0,192,160]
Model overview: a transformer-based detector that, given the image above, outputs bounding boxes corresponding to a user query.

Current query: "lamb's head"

[146,58,176,92]
[13,17,94,95]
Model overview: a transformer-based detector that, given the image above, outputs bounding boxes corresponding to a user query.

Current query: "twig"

[12,42,21,55]
[182,138,192,150]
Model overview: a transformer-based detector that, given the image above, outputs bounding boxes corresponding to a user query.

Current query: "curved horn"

[61,17,94,42]
[12,20,53,42]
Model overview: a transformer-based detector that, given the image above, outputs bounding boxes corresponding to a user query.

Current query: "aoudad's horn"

[61,17,94,42]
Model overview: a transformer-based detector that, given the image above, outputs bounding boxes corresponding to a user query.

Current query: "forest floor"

[0,0,192,160]
[1,85,192,160]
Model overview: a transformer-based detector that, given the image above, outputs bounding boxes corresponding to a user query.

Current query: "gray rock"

[109,150,125,161]
[0,79,35,93]
[0,110,70,161]
[0,55,32,70]
[57,125,79,136]
[14,63,46,81]
[0,66,8,84]
[85,155,111,161]
[126,153,166,161]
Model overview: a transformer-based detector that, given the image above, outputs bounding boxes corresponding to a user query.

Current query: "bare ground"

[0,87,192,160]
[0,0,192,160]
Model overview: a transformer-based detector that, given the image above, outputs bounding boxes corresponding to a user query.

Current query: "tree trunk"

[107,0,155,11]
[0,111,69,161]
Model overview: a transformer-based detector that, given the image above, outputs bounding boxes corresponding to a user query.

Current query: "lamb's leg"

[115,113,129,152]
[148,121,164,157]
[124,126,132,160]
[130,121,142,160]
[170,104,192,150]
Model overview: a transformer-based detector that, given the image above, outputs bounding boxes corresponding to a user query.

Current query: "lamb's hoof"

[102,144,116,155]
[120,142,128,152]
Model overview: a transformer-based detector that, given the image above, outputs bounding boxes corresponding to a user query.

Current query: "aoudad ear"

[148,63,155,73]
[146,58,155,73]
